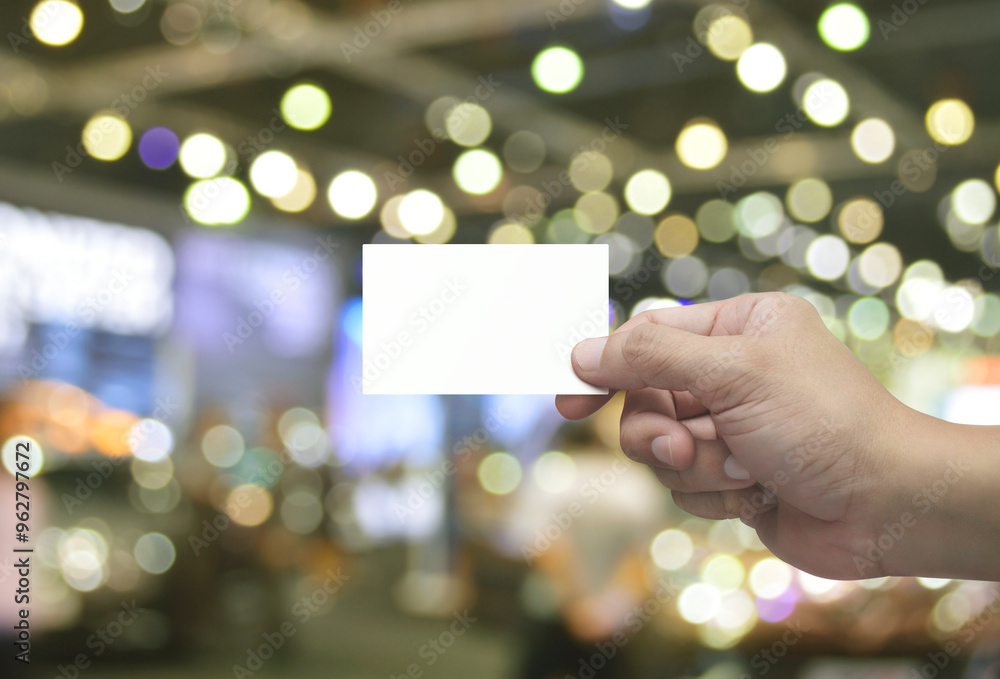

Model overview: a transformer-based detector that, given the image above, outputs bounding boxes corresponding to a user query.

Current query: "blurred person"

[506,424,669,679]
[557,292,1000,582]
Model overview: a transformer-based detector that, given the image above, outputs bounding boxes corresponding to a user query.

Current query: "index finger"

[556,302,724,418]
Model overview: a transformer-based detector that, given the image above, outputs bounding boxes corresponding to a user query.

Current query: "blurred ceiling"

[0,0,999,284]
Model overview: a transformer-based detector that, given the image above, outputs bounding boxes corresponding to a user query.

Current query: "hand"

[556,293,1000,580]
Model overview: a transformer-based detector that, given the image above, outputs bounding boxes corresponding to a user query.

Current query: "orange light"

[90,410,138,457]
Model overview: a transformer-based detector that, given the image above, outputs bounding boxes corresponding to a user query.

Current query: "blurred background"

[1,0,1000,678]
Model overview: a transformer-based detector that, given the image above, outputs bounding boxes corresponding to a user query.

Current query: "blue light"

[342,297,363,346]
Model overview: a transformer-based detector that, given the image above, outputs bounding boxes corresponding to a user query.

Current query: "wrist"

[876,407,1000,580]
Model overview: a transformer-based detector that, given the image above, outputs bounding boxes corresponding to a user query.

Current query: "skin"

[556,292,1000,581]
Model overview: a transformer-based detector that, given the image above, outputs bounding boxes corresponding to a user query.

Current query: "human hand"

[557,293,948,580]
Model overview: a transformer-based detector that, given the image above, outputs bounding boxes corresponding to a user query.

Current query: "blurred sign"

[0,202,174,351]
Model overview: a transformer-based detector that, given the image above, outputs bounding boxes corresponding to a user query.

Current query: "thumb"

[571,322,751,404]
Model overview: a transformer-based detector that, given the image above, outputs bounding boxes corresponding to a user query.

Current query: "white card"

[362,244,609,395]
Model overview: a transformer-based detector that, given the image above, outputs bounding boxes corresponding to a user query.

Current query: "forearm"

[880,409,1000,580]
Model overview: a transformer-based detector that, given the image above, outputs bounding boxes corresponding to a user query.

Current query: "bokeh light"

[2,436,44,477]
[477,452,523,495]
[454,149,503,195]
[676,121,728,170]
[818,4,870,51]
[280,83,332,131]
[184,177,251,226]
[250,151,298,198]
[179,133,227,179]
[489,222,535,244]
[679,584,721,624]
[705,15,753,61]
[226,484,273,527]
[31,0,84,46]
[749,558,793,599]
[858,242,903,288]
[82,113,132,162]
[531,451,576,494]
[650,529,693,570]
[201,424,245,468]
[328,170,377,219]
[952,179,996,225]
[625,169,671,216]
[445,102,492,147]
[848,297,891,339]
[532,46,584,94]
[852,118,896,163]
[272,169,317,213]
[575,192,619,234]
[399,189,445,236]
[503,131,547,173]
[138,126,180,170]
[697,200,737,242]
[806,234,850,281]
[133,533,176,575]
[736,192,784,238]
[786,178,832,223]
[803,78,850,127]
[838,198,884,244]
[570,151,614,192]
[926,99,975,146]
[736,43,787,93]
[655,214,699,258]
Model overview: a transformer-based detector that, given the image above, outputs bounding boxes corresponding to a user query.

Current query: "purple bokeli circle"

[139,126,180,170]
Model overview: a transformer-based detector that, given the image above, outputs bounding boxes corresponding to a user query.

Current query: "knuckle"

[721,491,747,519]
[621,325,666,380]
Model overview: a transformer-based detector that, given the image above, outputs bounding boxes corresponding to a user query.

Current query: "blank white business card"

[362,244,609,395]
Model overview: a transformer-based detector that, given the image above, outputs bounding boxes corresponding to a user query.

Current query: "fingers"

[671,486,778,521]
[647,440,757,491]
[570,319,748,400]
[555,392,616,421]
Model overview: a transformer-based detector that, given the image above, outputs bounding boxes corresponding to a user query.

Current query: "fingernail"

[574,337,608,372]
[651,436,674,467]
[724,455,751,481]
